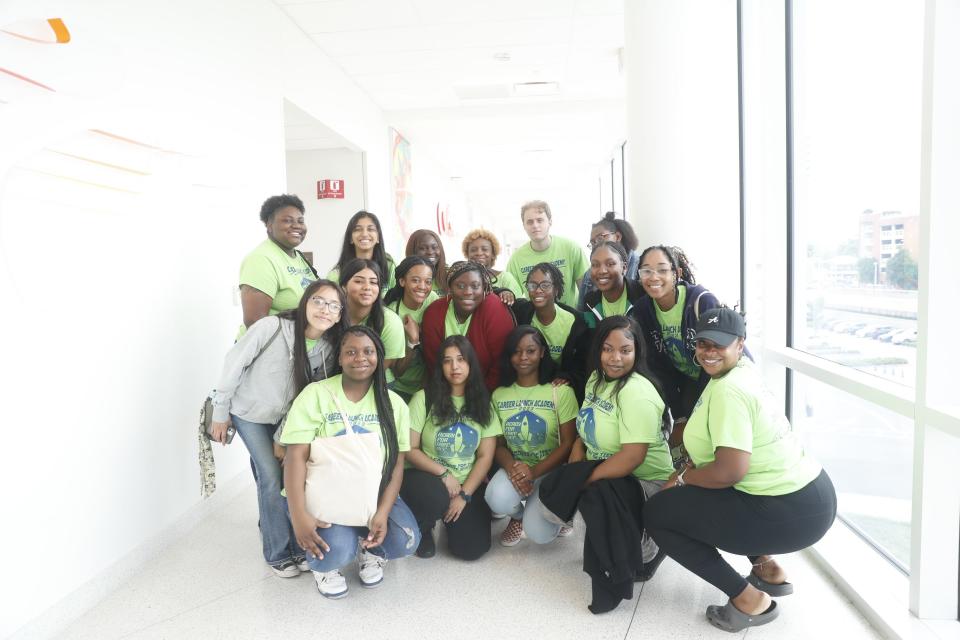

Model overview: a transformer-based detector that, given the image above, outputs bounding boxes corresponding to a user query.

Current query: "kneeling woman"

[488,326,579,546]
[539,316,674,614]
[644,308,835,633]
[400,336,500,560]
[281,326,419,599]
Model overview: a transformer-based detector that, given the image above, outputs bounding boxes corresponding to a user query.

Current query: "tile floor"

[58,481,882,640]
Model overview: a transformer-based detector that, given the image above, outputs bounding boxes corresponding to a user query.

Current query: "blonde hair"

[520,200,552,220]
[461,228,501,261]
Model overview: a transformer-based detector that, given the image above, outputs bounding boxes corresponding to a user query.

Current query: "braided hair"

[338,325,399,496]
[445,260,493,294]
[638,244,698,286]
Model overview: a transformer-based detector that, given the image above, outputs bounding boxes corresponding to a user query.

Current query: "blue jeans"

[233,414,302,566]
[485,468,561,544]
[285,497,420,573]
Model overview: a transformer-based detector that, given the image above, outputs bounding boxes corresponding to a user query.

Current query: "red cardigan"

[421,294,516,392]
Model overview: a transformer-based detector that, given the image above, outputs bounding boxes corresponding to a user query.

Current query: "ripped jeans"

[286,497,420,573]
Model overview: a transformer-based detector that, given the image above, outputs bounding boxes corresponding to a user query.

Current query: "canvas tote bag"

[304,390,383,527]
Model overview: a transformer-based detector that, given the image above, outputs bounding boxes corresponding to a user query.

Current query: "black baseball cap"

[694,308,746,347]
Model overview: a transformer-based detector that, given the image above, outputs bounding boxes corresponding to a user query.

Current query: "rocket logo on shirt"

[334,424,371,437]
[577,407,598,449]
[300,277,312,288]
[434,422,479,458]
[503,411,547,448]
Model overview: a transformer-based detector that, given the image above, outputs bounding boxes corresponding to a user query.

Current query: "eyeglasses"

[309,297,343,313]
[525,281,555,293]
[638,267,673,280]
[588,231,616,249]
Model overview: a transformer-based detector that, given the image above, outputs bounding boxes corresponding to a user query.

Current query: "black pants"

[400,469,492,561]
[644,469,837,598]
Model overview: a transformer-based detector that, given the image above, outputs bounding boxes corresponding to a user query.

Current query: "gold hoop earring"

[692,352,702,367]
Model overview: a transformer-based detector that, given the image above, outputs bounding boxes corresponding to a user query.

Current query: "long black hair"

[338,325,399,495]
[278,279,348,394]
[333,210,390,280]
[426,335,491,426]
[339,258,385,335]
[383,255,434,307]
[498,325,556,388]
[592,211,638,252]
[587,315,665,404]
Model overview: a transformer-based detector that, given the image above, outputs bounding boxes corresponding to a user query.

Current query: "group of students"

[209,194,837,633]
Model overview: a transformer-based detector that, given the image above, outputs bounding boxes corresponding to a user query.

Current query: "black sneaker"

[635,549,667,582]
[416,526,436,558]
[271,559,299,578]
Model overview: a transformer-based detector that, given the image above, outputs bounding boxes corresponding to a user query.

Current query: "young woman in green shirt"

[282,326,419,599]
[339,258,406,370]
[487,326,579,546]
[582,241,645,329]
[400,336,500,560]
[644,308,835,633]
[382,256,439,402]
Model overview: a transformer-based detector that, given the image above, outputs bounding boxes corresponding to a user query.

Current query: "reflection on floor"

[59,480,881,640]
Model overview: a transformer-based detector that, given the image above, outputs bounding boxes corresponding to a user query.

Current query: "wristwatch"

[437,469,449,480]
[458,490,472,503]
[676,466,689,487]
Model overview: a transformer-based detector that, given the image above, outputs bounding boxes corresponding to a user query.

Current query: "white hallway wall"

[0,0,404,636]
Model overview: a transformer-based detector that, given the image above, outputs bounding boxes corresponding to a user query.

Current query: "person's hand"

[362,510,389,548]
[568,440,586,464]
[441,473,462,498]
[272,442,286,463]
[292,511,331,559]
[498,290,516,306]
[402,314,420,345]
[209,419,232,445]
[662,461,693,491]
[551,377,570,387]
[509,461,534,496]
[444,495,467,523]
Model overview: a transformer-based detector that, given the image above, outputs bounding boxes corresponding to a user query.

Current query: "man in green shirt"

[506,200,589,308]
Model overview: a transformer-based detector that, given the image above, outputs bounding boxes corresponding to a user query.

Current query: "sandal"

[746,572,794,596]
[706,600,779,633]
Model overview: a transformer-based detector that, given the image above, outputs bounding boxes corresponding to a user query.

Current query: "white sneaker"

[313,570,348,599]
[357,549,386,588]
[293,555,310,572]
[270,559,299,578]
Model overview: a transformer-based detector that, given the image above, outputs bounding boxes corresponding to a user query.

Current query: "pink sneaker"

[500,518,525,546]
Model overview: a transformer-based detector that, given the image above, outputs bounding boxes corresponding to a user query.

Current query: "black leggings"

[400,469,492,561]
[643,469,836,598]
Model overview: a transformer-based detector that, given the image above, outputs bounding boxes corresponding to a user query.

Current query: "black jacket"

[582,279,647,329]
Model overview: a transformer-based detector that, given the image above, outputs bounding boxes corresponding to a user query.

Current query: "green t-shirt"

[238,239,315,330]
[577,372,674,481]
[305,337,318,353]
[353,307,405,362]
[444,303,472,337]
[326,254,397,295]
[281,375,411,454]
[492,383,579,467]
[654,285,699,379]
[389,292,439,395]
[408,391,502,482]
[600,287,629,319]
[491,270,525,298]
[683,360,822,496]
[531,306,576,365]
[506,236,589,308]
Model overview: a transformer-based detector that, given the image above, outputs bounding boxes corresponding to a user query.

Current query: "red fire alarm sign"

[317,180,345,199]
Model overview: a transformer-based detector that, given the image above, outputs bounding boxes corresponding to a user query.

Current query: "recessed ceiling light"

[493,52,511,62]
[513,81,560,97]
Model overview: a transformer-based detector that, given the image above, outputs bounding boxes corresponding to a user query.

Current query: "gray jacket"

[211,316,336,424]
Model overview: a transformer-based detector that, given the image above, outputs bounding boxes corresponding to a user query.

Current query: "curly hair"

[638,245,698,286]
[525,262,565,304]
[259,194,304,224]
[461,228,501,262]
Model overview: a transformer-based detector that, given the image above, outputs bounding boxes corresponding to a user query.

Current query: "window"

[791,0,922,387]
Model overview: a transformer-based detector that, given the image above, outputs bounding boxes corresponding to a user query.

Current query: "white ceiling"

[275,0,627,220]
[284,100,358,150]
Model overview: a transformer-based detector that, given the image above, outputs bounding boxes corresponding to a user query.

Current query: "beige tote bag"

[304,392,383,527]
